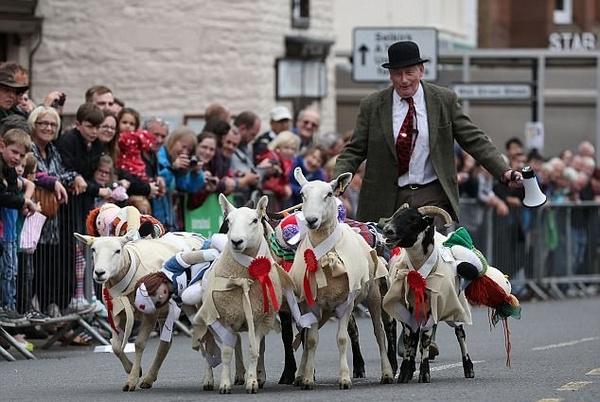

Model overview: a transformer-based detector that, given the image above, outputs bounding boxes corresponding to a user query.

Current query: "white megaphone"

[522,165,547,208]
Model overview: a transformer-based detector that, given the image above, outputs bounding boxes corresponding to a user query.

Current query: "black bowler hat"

[381,41,429,69]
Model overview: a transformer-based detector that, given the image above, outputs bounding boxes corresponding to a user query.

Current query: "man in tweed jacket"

[334,41,523,223]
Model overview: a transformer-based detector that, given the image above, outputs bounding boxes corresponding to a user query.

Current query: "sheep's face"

[300,180,336,230]
[294,167,352,230]
[383,206,434,249]
[74,233,135,283]
[219,193,267,253]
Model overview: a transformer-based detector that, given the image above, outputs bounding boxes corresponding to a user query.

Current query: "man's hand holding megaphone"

[501,169,524,189]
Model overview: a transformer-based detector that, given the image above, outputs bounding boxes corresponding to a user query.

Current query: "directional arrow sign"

[358,44,369,65]
[352,27,438,82]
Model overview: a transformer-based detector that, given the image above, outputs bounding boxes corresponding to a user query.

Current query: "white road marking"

[557,381,593,391]
[430,360,484,372]
[532,337,598,351]
[536,399,563,402]
[586,368,600,376]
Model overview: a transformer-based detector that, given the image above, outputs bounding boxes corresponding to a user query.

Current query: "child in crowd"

[116,107,159,214]
[288,144,328,206]
[92,155,129,207]
[117,107,140,134]
[0,129,38,321]
[154,127,205,231]
[257,131,299,212]
[116,107,156,183]
[15,153,45,317]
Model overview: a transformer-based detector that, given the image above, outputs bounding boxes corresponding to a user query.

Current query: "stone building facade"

[3,0,337,131]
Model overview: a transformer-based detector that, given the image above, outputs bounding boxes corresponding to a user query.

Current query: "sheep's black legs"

[455,325,475,378]
[278,312,297,384]
[398,325,419,383]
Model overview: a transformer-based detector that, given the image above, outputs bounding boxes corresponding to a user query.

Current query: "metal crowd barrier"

[1,196,110,361]
[459,198,600,300]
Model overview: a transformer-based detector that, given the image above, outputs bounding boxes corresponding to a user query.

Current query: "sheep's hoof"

[353,366,365,378]
[234,375,245,385]
[429,343,439,361]
[122,382,136,392]
[418,359,430,383]
[380,373,394,384]
[339,378,352,389]
[219,384,232,394]
[279,368,296,384]
[301,379,314,390]
[139,381,152,389]
[203,382,214,391]
[463,356,475,378]
[398,359,415,383]
[257,369,266,387]
[246,379,259,394]
[293,376,303,387]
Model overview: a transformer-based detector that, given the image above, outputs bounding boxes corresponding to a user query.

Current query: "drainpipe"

[28,0,43,96]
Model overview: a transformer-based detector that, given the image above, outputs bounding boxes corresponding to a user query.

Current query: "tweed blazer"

[334,81,509,222]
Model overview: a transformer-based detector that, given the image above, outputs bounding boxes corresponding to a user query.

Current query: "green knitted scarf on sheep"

[269,232,295,262]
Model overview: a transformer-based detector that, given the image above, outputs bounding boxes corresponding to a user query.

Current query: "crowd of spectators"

[455,136,600,287]
[0,61,350,338]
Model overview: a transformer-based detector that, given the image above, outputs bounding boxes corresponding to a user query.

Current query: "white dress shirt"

[392,82,438,187]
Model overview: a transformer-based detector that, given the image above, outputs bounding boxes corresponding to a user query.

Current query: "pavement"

[1,297,599,402]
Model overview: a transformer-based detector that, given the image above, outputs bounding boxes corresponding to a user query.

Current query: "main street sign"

[352,27,438,82]
[449,83,532,100]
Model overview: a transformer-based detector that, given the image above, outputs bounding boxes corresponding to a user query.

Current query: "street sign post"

[352,27,438,82]
[449,83,532,100]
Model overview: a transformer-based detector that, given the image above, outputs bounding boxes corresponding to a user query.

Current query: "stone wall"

[32,0,336,132]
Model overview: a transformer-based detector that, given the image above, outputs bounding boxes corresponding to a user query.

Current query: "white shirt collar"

[393,82,424,106]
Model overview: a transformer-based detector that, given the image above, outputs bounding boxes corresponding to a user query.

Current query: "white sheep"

[74,231,205,391]
[288,168,393,389]
[192,194,293,394]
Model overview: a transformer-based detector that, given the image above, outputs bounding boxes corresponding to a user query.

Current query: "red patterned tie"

[396,97,416,176]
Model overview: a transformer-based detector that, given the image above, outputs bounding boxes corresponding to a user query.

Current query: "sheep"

[192,194,293,394]
[288,168,393,389]
[74,231,205,391]
[270,203,399,381]
[381,204,521,383]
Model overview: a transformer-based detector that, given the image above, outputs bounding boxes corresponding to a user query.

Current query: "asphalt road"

[2,297,599,402]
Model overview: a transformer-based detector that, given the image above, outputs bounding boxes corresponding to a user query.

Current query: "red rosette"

[390,247,402,258]
[304,249,318,273]
[248,257,279,313]
[407,270,427,324]
[303,249,319,306]
[248,256,271,280]
[103,288,116,331]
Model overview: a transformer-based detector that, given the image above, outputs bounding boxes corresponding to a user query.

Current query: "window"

[291,0,309,29]
[554,0,572,24]
[276,59,327,99]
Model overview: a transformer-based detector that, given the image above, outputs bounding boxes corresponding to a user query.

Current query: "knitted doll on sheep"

[86,202,165,239]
